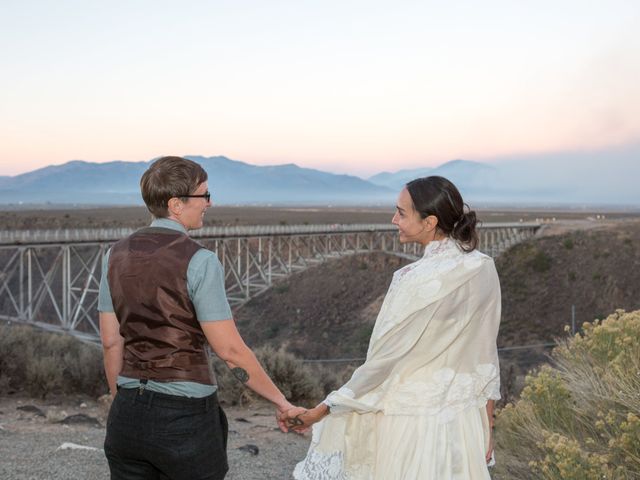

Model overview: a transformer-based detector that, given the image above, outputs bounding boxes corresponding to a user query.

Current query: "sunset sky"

[1,0,639,177]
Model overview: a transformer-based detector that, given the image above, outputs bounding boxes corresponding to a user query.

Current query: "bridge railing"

[0,221,540,245]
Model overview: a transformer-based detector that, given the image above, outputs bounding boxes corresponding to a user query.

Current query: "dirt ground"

[0,394,310,480]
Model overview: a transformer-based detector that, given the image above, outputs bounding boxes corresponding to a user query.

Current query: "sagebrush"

[493,309,640,479]
[0,323,106,398]
[0,323,354,404]
[212,345,355,406]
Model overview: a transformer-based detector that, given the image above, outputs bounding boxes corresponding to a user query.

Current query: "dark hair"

[140,156,208,218]
[405,176,478,252]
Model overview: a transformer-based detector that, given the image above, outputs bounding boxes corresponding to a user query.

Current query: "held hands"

[279,403,329,433]
[275,402,306,433]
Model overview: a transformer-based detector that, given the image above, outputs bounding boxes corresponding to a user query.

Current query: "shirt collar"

[150,218,188,235]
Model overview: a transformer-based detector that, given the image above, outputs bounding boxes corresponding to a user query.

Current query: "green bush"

[0,323,106,398]
[494,309,640,479]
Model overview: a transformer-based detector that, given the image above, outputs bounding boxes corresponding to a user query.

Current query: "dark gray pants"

[104,388,228,480]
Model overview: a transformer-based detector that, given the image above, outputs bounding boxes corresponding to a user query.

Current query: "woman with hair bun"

[286,176,501,480]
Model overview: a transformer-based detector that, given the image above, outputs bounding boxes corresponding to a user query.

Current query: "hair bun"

[452,209,478,251]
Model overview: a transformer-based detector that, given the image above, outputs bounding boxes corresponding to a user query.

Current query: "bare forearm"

[99,312,124,398]
[286,403,329,432]
[486,400,495,428]
[312,403,330,421]
[224,347,288,409]
[202,320,292,411]
[103,346,123,398]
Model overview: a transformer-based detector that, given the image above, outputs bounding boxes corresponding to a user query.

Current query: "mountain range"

[0,147,638,206]
[368,160,499,196]
[0,156,392,205]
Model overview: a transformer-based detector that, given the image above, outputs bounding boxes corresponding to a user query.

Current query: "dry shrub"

[311,362,357,396]
[494,309,640,479]
[0,323,105,398]
[212,346,355,406]
[0,322,356,405]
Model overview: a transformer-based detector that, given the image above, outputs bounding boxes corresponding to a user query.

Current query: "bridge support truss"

[0,223,539,341]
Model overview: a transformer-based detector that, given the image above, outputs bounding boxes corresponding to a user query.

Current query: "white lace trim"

[293,449,350,480]
[384,364,500,422]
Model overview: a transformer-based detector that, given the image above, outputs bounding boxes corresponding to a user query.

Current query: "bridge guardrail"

[0,221,541,245]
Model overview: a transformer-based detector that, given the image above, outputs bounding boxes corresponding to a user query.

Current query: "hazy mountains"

[0,146,638,206]
[0,156,394,205]
[368,160,500,198]
[370,144,640,207]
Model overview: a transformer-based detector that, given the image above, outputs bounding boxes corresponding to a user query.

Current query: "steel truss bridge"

[0,222,540,342]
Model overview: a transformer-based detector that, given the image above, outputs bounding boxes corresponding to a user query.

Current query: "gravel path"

[0,396,310,480]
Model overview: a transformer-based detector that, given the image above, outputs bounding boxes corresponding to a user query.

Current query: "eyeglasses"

[178,191,211,202]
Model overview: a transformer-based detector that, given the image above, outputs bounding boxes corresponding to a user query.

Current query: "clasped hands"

[276,403,329,433]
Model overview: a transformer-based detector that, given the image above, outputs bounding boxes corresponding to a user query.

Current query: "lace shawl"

[294,238,501,480]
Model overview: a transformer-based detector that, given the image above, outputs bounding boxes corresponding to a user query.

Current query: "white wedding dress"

[294,238,501,480]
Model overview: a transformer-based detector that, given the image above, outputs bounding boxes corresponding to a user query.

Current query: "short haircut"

[140,156,208,218]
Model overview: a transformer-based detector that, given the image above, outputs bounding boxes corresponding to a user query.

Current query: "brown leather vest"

[107,226,214,385]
